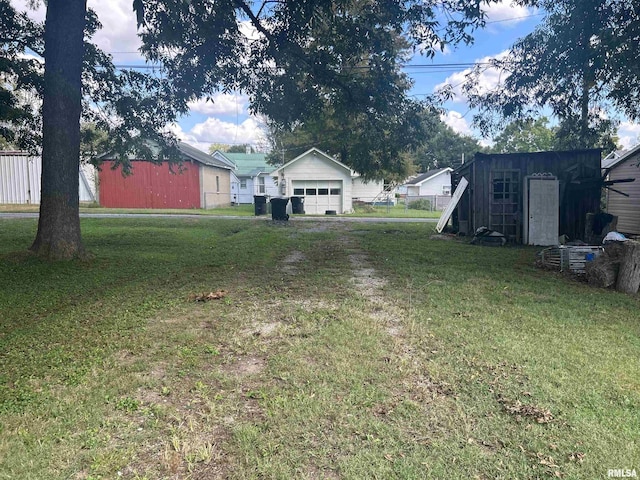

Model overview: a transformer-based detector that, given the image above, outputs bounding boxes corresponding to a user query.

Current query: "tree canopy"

[490,117,556,153]
[464,0,638,150]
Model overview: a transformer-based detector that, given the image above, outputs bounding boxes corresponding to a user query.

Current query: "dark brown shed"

[451,149,602,243]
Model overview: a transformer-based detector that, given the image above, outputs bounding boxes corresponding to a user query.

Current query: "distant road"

[0,212,438,223]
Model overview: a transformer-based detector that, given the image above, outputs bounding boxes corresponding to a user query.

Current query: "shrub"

[408,198,432,210]
[355,204,376,213]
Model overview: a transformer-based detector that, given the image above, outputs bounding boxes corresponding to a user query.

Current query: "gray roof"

[405,168,452,185]
[177,142,232,170]
[96,140,232,170]
[603,145,640,171]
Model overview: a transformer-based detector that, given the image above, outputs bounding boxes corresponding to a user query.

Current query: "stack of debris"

[585,236,640,294]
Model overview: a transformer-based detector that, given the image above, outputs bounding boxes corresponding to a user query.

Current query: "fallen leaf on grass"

[498,395,554,423]
[189,290,228,302]
[568,452,585,463]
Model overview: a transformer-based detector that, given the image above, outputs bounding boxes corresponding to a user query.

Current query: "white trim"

[605,144,640,171]
[407,168,453,186]
[270,147,355,176]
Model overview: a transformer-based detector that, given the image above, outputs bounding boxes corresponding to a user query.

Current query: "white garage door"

[292,180,343,214]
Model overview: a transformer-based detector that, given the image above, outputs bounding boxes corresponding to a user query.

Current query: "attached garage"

[291,180,343,214]
[271,148,383,214]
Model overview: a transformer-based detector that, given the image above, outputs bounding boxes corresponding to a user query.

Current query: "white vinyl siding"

[607,153,640,235]
[274,150,353,213]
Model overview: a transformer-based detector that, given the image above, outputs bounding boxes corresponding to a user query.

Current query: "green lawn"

[0,218,638,479]
[1,202,441,218]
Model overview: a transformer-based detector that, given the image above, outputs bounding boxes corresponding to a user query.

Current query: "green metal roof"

[222,152,271,176]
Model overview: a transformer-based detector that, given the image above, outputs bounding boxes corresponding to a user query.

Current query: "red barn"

[99,142,233,209]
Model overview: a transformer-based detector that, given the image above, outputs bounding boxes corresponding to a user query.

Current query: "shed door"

[292,180,343,214]
[525,177,559,246]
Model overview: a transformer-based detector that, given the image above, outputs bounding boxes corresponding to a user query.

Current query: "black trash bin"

[291,196,305,214]
[270,197,290,221]
[254,195,267,215]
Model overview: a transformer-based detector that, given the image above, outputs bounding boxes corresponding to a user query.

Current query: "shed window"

[293,188,304,195]
[493,178,511,201]
[306,188,317,195]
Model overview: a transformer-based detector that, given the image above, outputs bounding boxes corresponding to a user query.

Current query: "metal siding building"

[0,152,41,204]
[1,151,96,204]
[97,142,233,209]
[99,160,202,209]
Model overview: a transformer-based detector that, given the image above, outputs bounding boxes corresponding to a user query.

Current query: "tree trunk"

[616,241,640,295]
[30,0,87,260]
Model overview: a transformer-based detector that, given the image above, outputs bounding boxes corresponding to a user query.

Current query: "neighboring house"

[270,147,384,214]
[0,151,96,204]
[451,149,602,243]
[98,142,232,209]
[602,148,628,170]
[604,143,640,235]
[402,167,453,196]
[211,150,278,204]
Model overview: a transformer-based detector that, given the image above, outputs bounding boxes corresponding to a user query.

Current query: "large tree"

[490,117,556,153]
[407,108,484,171]
[464,0,638,150]
[4,0,498,259]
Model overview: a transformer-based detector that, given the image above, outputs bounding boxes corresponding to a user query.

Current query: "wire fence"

[402,195,452,212]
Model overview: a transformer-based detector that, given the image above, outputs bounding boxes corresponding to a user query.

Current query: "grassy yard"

[347,203,441,218]
[0,218,638,479]
[1,203,441,219]
[0,203,257,216]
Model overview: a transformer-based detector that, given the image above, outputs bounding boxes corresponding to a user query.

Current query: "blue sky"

[11,0,640,153]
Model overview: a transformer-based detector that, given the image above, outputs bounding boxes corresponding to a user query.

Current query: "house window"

[240,179,247,189]
[293,188,304,195]
[306,188,317,195]
[318,188,329,195]
[442,185,451,195]
[216,176,220,193]
[258,176,265,194]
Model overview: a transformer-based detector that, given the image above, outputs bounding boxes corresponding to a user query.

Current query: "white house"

[401,167,453,197]
[270,147,384,214]
[211,150,278,204]
[604,144,640,235]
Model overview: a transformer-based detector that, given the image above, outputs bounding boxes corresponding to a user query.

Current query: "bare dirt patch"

[242,321,281,338]
[221,356,266,377]
[282,250,306,274]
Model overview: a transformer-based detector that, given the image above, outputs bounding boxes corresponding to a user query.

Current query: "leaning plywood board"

[436,176,468,233]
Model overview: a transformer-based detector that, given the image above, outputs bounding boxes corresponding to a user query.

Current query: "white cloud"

[169,116,267,153]
[11,0,143,61]
[483,1,533,26]
[617,121,640,150]
[9,0,45,22]
[434,51,510,103]
[440,111,472,136]
[88,0,142,59]
[188,94,248,116]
